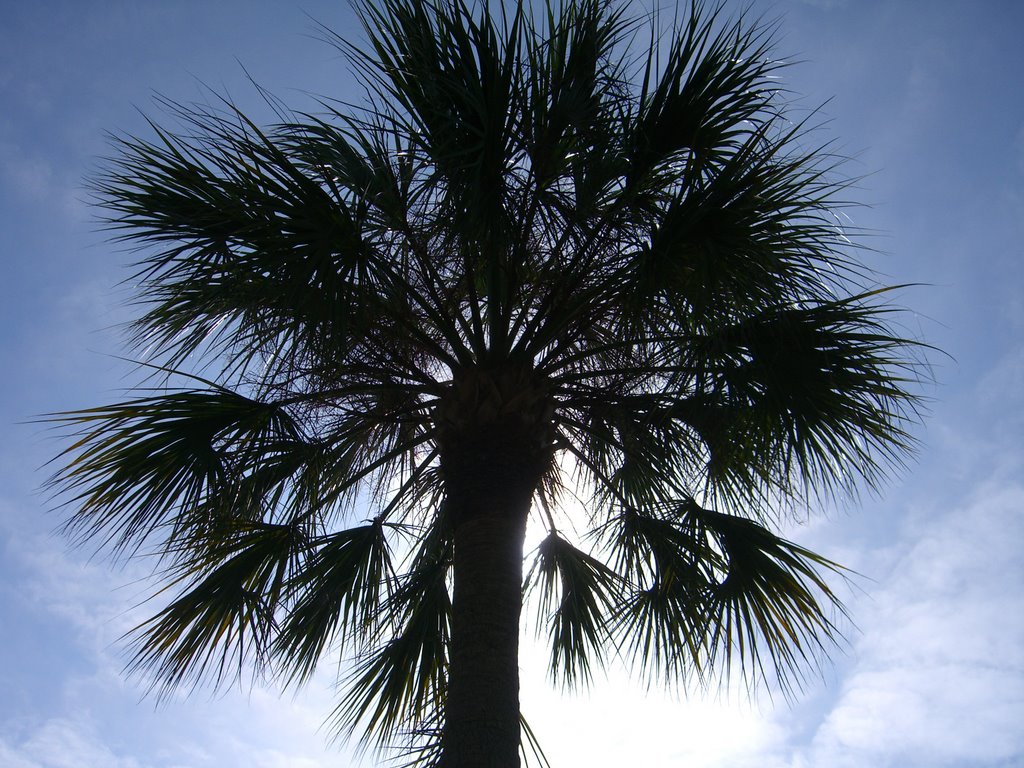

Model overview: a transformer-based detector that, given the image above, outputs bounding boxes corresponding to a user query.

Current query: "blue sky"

[1,1,1022,766]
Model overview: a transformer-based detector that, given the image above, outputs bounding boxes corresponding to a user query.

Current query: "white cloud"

[0,499,362,767]
[797,478,1024,767]
[1,518,150,648]
[0,718,146,768]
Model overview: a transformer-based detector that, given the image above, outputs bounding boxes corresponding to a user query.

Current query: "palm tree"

[48,0,924,766]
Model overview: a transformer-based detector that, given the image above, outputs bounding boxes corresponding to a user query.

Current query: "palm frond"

[273,521,396,686]
[525,531,622,687]
[677,289,925,505]
[125,521,306,696]
[331,510,452,751]
[47,387,300,557]
[599,497,847,693]
[693,502,849,695]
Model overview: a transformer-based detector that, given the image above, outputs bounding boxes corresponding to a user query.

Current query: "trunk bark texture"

[435,363,554,768]
[443,509,529,768]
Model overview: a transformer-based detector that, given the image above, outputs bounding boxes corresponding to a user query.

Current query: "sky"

[1,0,1022,766]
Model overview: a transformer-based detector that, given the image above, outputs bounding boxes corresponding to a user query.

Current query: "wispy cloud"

[0,499,361,767]
[0,718,146,768]
[795,474,1024,767]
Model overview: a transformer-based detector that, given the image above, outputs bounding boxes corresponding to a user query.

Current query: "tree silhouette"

[48,0,924,766]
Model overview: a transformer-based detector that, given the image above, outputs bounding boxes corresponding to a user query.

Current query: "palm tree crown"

[49,0,924,765]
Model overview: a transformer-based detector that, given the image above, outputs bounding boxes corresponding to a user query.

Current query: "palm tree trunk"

[437,363,553,767]
[442,507,528,768]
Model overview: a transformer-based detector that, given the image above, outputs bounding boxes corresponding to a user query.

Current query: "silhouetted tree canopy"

[47,0,926,765]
